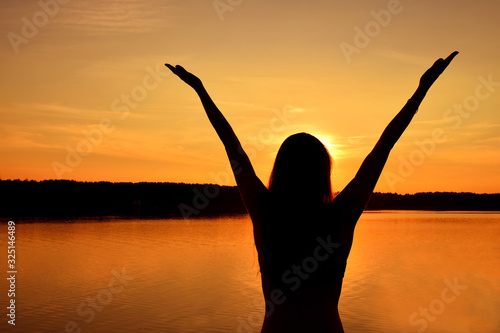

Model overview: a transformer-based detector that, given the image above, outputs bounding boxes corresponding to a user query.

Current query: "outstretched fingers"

[434,51,459,74]
[445,51,459,63]
[164,63,203,89]
[165,64,192,77]
[419,51,459,90]
[165,64,183,76]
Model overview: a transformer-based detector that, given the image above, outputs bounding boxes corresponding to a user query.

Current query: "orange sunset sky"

[0,0,499,194]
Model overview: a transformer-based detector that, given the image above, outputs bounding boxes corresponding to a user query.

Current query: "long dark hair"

[261,133,334,284]
[268,132,333,204]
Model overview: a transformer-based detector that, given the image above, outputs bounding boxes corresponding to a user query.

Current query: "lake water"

[2,211,499,333]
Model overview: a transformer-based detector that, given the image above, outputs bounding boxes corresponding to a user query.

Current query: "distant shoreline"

[1,179,499,219]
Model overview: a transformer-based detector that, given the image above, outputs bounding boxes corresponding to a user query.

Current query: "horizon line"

[1,178,499,196]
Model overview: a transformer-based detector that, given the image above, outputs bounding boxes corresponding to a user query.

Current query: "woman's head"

[268,133,333,204]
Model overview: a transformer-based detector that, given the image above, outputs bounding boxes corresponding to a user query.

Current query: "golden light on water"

[12,213,500,332]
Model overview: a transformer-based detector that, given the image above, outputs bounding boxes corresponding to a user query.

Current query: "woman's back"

[260,276,345,333]
[255,196,353,332]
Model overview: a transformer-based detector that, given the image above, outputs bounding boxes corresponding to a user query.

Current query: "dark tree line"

[0,179,499,219]
[0,179,245,219]
[365,192,500,211]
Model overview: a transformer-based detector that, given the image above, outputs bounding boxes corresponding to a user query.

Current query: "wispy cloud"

[216,100,276,112]
[374,49,433,67]
[0,129,61,150]
[0,103,112,127]
[60,0,175,34]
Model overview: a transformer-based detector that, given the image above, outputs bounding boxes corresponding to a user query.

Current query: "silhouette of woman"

[166,51,458,333]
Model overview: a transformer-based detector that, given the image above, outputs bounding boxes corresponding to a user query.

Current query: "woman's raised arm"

[334,52,459,225]
[165,64,267,216]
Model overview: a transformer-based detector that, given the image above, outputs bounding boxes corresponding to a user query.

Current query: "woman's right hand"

[165,64,203,90]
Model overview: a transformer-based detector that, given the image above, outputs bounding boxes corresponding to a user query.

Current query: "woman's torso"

[253,196,355,332]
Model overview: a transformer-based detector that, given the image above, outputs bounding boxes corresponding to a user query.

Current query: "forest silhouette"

[1,179,499,219]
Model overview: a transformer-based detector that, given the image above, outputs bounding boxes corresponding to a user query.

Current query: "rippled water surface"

[2,211,499,333]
